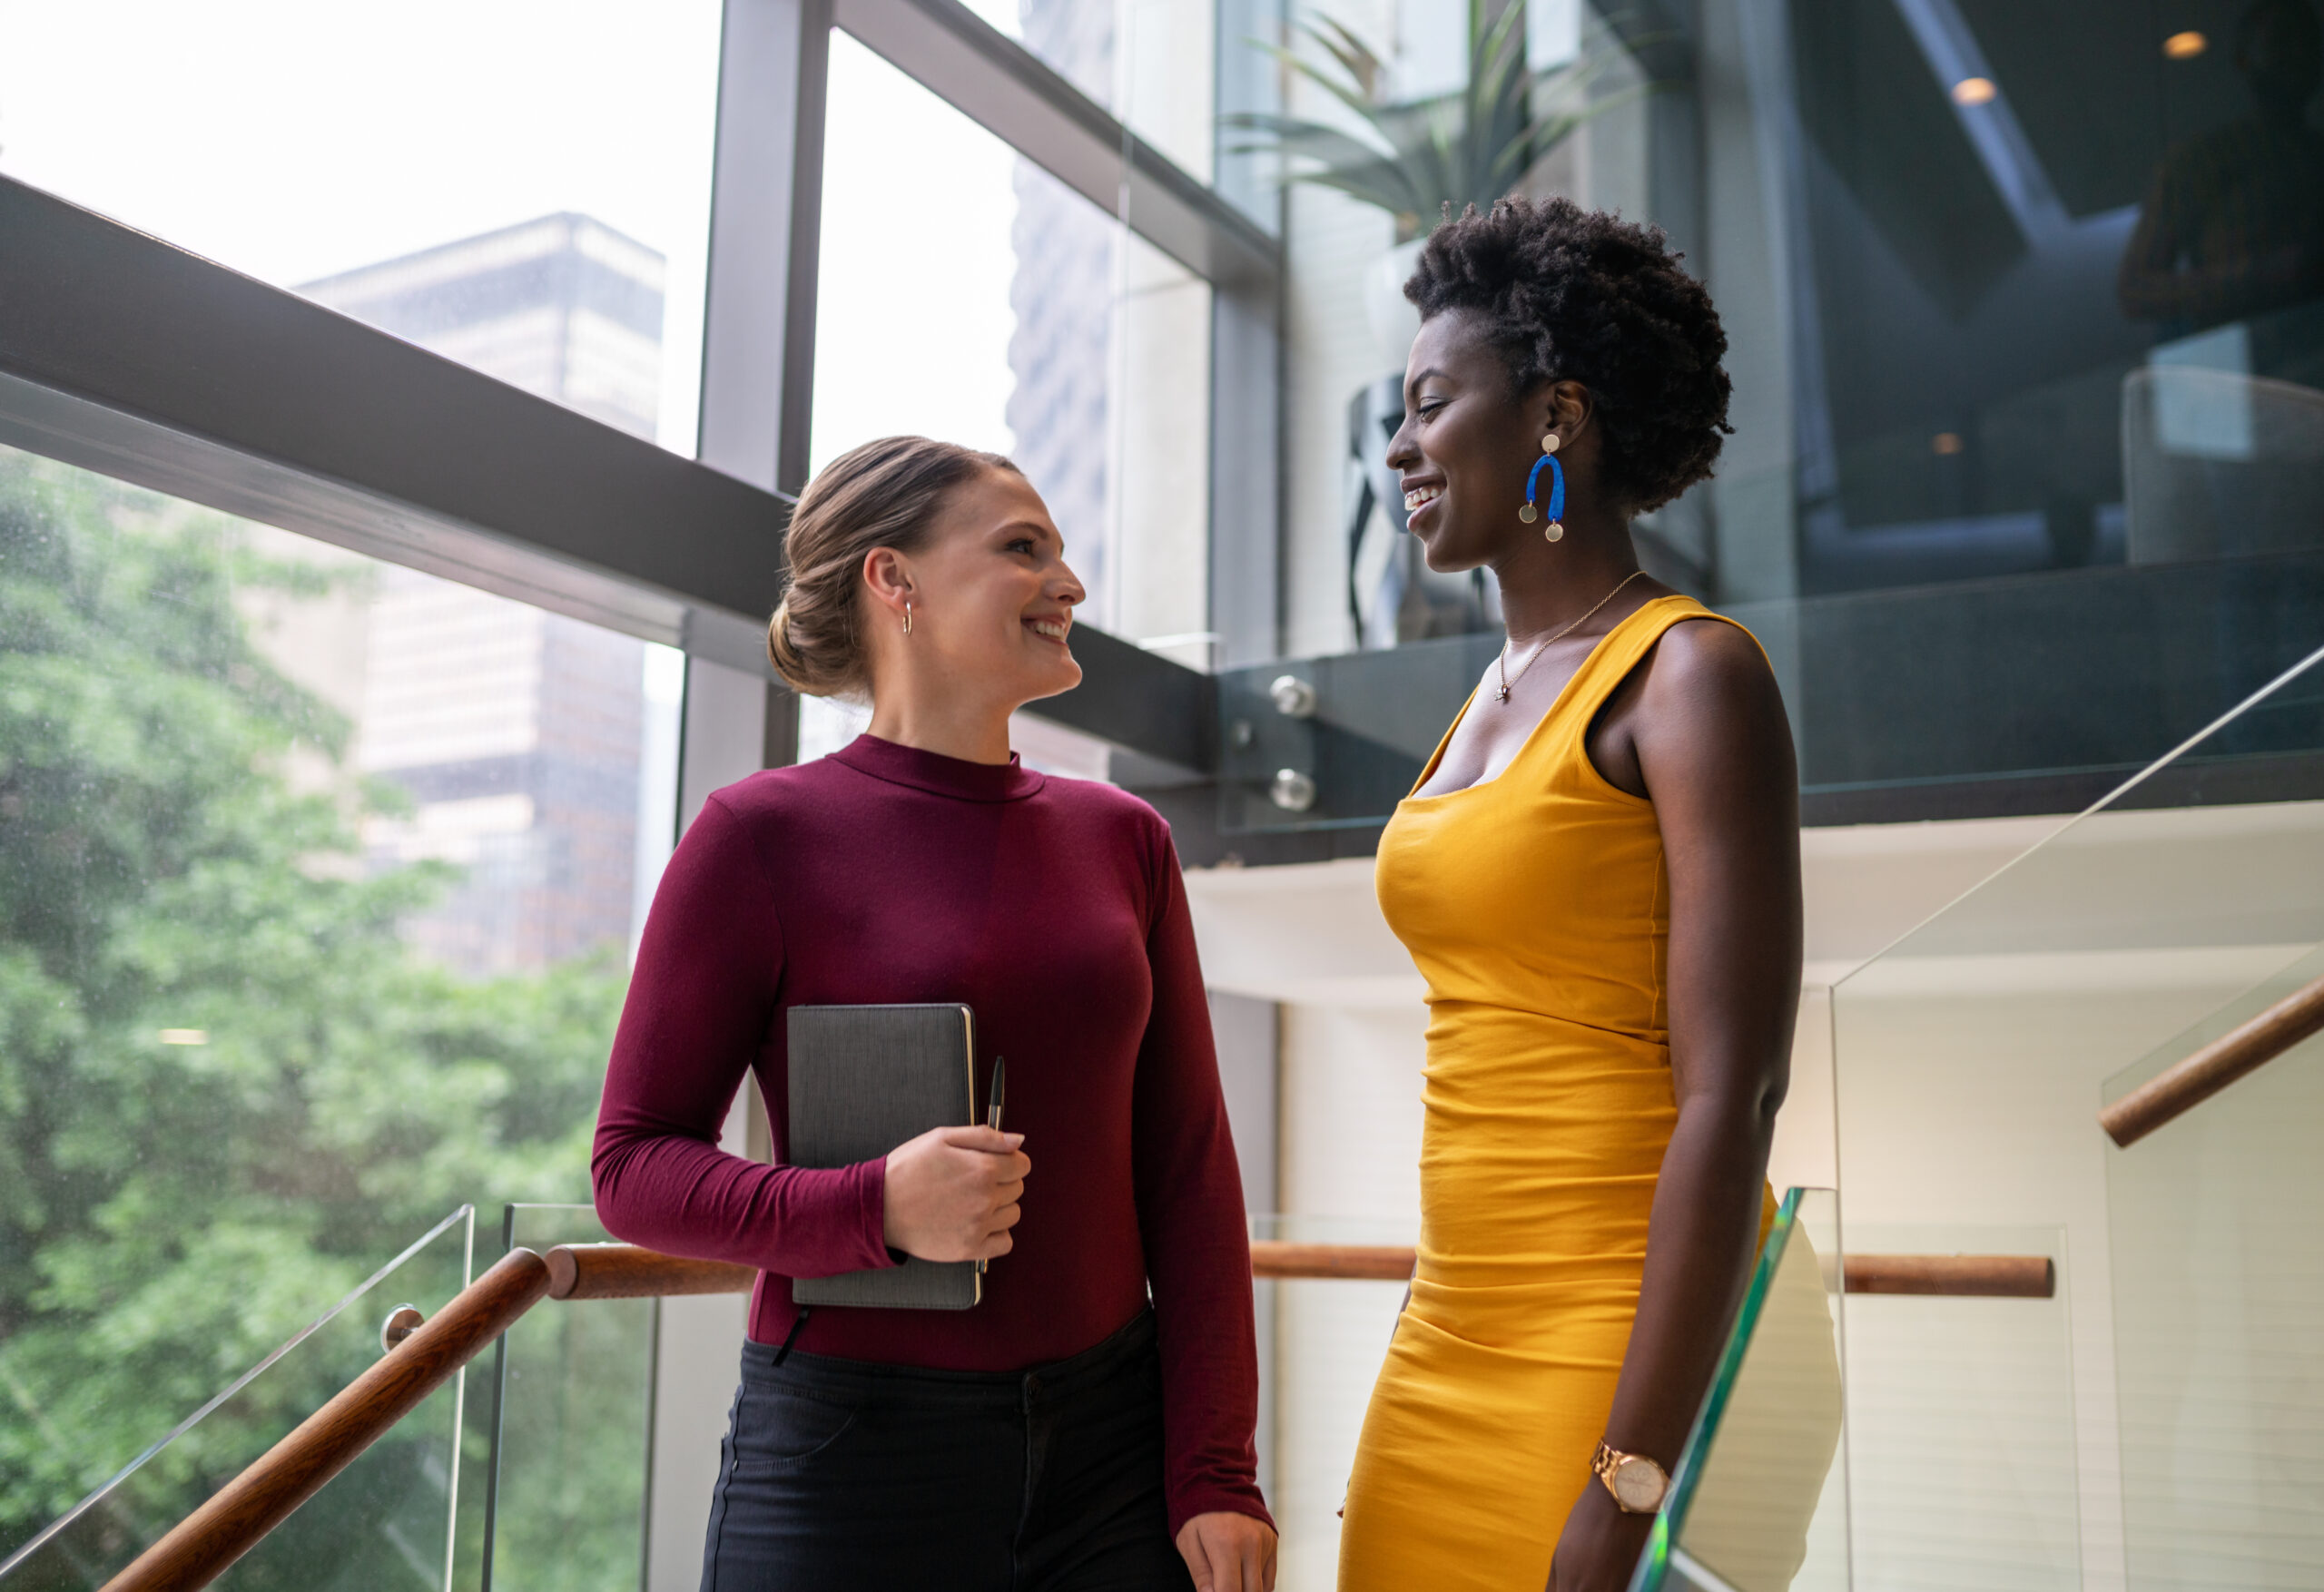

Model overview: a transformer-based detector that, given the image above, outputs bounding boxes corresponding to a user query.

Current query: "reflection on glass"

[0,446,675,1565]
[1211,0,2324,838]
[1634,1188,1847,1592]
[482,1206,654,1592]
[0,1209,473,1589]
[2118,3,2324,335]
[0,2,722,453]
[1783,0,2324,593]
[2103,943,2324,1591]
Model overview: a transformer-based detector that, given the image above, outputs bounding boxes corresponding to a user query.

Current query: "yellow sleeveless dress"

[1339,595,1778,1592]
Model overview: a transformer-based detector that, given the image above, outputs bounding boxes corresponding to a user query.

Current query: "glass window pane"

[0,2,723,454]
[0,443,680,1561]
[812,30,1213,660]
[974,0,1122,122]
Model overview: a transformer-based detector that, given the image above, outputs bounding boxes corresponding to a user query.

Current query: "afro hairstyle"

[1404,196,1733,515]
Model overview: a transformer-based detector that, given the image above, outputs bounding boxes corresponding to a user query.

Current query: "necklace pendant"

[1494,683,1512,703]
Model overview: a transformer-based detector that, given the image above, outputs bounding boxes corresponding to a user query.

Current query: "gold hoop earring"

[902,601,912,636]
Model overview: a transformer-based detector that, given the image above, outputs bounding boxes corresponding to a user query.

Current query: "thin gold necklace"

[1494,570,1649,704]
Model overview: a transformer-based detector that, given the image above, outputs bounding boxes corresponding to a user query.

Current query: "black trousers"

[700,1309,1196,1592]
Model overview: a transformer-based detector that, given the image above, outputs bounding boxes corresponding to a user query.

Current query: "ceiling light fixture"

[159,1028,210,1046]
[2163,30,2207,59]
[1951,76,1998,106]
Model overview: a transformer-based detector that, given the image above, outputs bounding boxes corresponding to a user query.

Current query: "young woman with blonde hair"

[595,437,1276,1592]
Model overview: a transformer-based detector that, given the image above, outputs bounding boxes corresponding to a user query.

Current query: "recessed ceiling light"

[1932,432,1966,455]
[1952,76,1998,106]
[2163,30,2207,59]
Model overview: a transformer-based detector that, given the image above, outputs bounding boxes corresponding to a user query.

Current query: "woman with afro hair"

[1341,198,1838,1591]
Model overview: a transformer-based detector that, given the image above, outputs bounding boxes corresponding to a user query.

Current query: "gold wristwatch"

[1590,1441,1670,1514]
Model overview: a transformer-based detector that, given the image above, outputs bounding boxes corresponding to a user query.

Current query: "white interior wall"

[1273,1000,1425,1591]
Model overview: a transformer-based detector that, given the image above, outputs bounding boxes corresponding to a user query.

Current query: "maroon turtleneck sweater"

[592,734,1267,1535]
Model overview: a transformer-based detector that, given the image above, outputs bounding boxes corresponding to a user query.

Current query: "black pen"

[978,1056,1007,1278]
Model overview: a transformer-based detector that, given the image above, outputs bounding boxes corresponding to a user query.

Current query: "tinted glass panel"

[0,445,679,1560]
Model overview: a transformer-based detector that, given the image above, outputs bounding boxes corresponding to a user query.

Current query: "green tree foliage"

[0,450,632,1577]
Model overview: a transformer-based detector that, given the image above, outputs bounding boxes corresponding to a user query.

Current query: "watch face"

[1610,1457,1668,1512]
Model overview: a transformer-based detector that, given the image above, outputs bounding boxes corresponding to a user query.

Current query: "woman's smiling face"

[874,467,1087,707]
[1384,309,1552,574]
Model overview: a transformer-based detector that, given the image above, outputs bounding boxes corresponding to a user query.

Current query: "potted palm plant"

[1226,5,1655,644]
[1226,5,1651,361]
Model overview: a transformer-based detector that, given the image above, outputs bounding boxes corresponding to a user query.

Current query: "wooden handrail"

[1843,1253,2054,1298]
[543,1240,1429,1287]
[1252,1241,1416,1280]
[545,1243,759,1300]
[2101,969,2324,1147]
[99,1247,552,1592]
[98,1234,2058,1588]
[537,1243,2053,1295]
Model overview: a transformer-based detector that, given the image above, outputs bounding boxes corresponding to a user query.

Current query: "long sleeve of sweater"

[590,796,894,1279]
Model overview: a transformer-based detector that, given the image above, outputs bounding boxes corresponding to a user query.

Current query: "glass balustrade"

[458,1210,1432,1592]
[2102,944,2324,1592]
[479,1205,655,1592]
[1632,1187,1849,1592]
[1828,642,2324,1591]
[1837,1223,2078,1592]
[0,1206,474,1591]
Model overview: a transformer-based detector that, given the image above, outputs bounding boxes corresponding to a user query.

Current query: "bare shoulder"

[1638,615,1777,711]
[1632,616,1796,801]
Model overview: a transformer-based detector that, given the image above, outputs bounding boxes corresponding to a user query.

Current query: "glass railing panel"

[480,1204,654,1592]
[1247,1213,1418,1592]
[2102,943,2324,1592]
[0,1206,474,1590]
[1632,1187,1849,1592]
[0,440,671,1580]
[1828,644,2324,1587]
[1837,1224,2078,1592]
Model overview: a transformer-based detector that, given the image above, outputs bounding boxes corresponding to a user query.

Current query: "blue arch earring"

[1517,432,1565,542]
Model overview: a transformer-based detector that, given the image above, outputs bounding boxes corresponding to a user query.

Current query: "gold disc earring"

[1524,431,1565,538]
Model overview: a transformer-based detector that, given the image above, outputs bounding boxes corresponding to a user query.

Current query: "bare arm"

[1551,619,1802,1590]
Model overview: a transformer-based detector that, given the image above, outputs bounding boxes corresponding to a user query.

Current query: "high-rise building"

[301,212,666,440]
[299,215,664,974]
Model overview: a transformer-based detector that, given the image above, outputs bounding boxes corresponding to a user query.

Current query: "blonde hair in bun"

[766,436,1019,697]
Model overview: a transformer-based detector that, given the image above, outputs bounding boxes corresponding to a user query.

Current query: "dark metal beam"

[0,176,788,658]
[1039,625,1217,775]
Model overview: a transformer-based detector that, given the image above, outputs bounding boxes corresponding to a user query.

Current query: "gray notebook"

[786,1003,981,1311]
